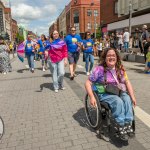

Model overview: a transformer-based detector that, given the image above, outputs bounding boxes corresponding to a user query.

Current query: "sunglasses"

[87,34,91,36]
[71,30,76,31]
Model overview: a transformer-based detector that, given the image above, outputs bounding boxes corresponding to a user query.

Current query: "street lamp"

[129,1,132,36]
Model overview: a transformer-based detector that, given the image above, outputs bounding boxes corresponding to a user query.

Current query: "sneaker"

[54,89,58,93]
[86,72,90,76]
[59,87,66,90]
[31,68,34,73]
[3,72,7,75]
[118,126,128,141]
[43,67,45,72]
[126,124,134,137]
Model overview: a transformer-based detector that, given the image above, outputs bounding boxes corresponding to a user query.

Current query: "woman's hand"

[132,98,137,107]
[90,96,97,107]
[45,51,49,58]
[64,58,68,67]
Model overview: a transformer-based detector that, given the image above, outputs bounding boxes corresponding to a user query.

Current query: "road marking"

[77,65,84,69]
[135,106,150,128]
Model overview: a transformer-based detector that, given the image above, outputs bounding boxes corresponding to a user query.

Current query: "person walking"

[37,34,49,71]
[123,28,130,53]
[117,32,123,51]
[24,35,35,73]
[83,32,94,76]
[65,27,82,80]
[141,25,150,62]
[0,36,12,74]
[45,30,68,93]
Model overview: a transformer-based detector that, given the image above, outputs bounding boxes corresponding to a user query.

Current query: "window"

[94,10,98,16]
[87,23,91,30]
[87,10,92,16]
[74,11,79,23]
[115,1,118,14]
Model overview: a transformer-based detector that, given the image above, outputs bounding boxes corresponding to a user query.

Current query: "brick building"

[0,1,5,33]
[66,0,100,37]
[11,19,18,42]
[49,21,58,36]
[49,0,100,38]
[100,0,150,34]
[4,8,12,40]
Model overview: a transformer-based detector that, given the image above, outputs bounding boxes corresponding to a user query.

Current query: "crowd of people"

[1,24,150,140]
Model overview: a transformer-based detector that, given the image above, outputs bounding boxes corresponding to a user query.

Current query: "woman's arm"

[85,79,97,107]
[125,80,137,107]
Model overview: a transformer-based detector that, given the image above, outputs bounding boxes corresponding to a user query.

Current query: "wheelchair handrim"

[85,94,100,128]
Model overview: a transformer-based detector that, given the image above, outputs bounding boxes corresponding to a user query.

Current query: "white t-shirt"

[123,32,129,42]
[97,43,103,51]
[118,35,123,45]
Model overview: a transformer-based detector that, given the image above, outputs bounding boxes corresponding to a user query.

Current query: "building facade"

[66,0,100,36]
[0,1,6,34]
[59,8,66,37]
[50,0,100,37]
[11,19,18,42]
[100,0,150,33]
[49,21,58,36]
[4,8,12,40]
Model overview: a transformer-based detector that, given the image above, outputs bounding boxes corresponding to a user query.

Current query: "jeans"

[41,54,47,66]
[99,92,133,126]
[124,42,129,52]
[26,54,34,69]
[48,59,65,90]
[84,53,94,72]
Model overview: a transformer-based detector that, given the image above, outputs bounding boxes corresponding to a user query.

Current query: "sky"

[10,0,70,36]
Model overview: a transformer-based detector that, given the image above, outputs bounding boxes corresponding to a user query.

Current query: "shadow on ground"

[42,74,52,78]
[65,71,86,79]
[35,83,53,92]
[73,107,131,148]
[17,68,29,73]
[126,67,144,74]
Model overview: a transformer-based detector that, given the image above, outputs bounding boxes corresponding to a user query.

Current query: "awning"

[107,13,150,31]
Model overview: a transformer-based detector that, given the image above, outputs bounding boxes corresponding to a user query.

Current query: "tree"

[16,33,24,43]
[96,26,102,39]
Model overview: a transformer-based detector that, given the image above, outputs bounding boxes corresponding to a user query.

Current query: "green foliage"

[96,26,102,39]
[16,33,24,43]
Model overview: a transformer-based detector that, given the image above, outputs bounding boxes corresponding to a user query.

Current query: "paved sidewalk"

[0,57,150,150]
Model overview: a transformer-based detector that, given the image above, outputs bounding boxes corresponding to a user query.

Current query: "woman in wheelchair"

[85,47,136,140]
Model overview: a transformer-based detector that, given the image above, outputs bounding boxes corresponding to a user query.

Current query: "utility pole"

[129,1,132,36]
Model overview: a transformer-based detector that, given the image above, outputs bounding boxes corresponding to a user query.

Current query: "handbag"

[104,70,121,96]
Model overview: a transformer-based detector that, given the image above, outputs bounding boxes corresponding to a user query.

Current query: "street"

[0,55,150,150]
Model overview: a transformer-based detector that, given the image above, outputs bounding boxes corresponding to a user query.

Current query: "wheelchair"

[84,87,135,141]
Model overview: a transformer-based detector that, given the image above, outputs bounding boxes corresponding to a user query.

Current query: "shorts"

[147,62,150,68]
[68,52,80,64]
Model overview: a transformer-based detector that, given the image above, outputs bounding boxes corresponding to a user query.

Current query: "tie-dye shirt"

[89,65,128,91]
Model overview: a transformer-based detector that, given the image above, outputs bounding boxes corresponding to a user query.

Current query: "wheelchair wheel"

[84,92,102,130]
[0,116,4,140]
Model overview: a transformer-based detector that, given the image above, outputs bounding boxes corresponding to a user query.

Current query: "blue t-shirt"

[83,39,94,53]
[65,34,82,53]
[37,40,45,53]
[25,40,34,55]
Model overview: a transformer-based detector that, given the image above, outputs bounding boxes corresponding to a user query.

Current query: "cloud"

[11,0,70,36]
[12,4,41,21]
